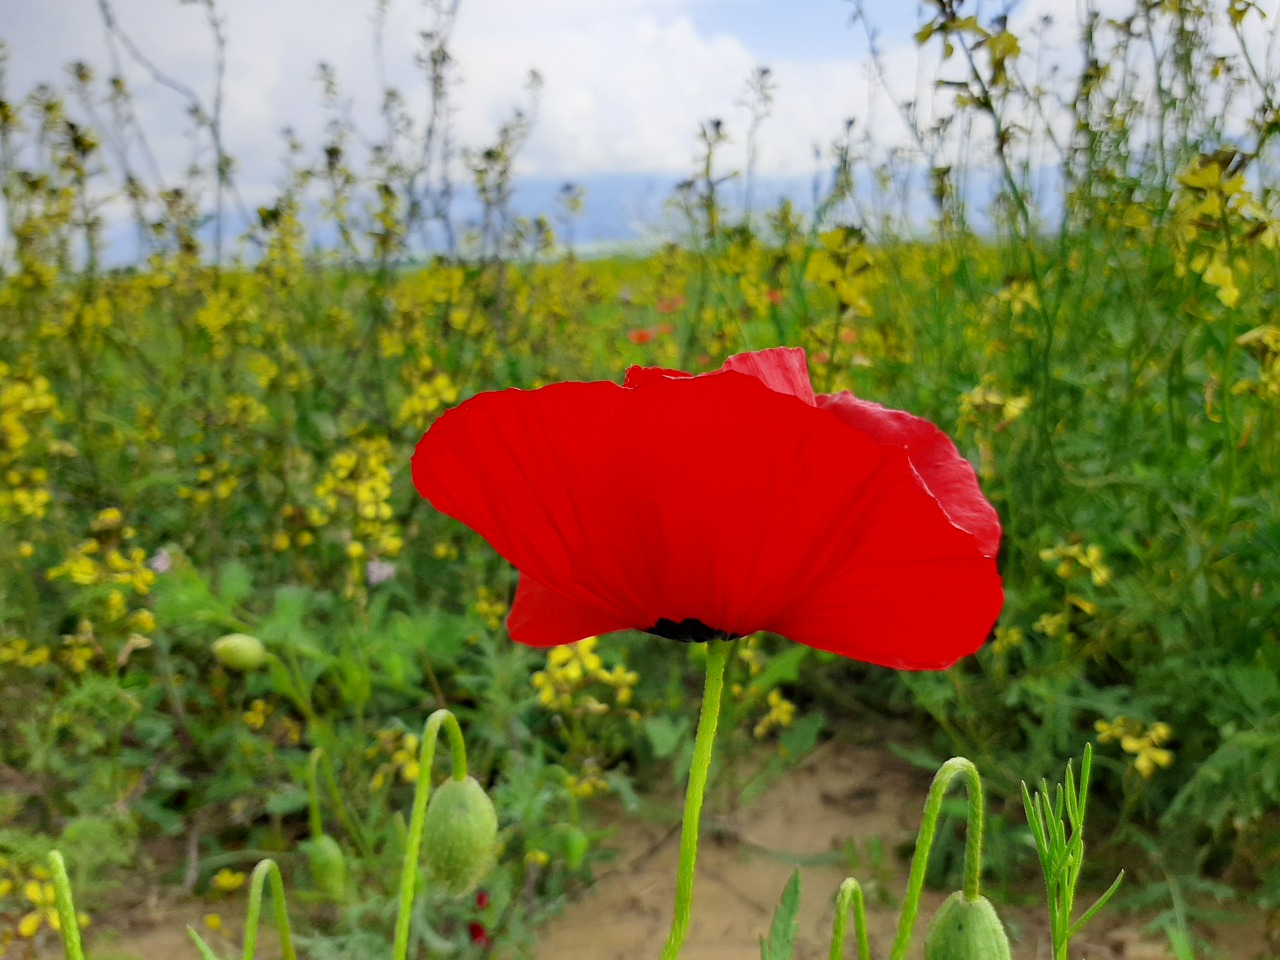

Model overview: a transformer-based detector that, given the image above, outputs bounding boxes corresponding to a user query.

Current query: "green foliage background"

[1,0,1279,953]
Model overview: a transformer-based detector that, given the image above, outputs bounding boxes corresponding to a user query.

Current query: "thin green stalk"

[307,748,325,839]
[659,639,733,960]
[307,745,374,859]
[48,851,85,960]
[392,707,468,960]
[241,859,297,960]
[830,877,871,960]
[889,757,985,960]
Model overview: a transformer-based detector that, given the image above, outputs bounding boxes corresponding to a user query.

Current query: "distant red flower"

[413,348,1002,669]
[626,327,655,345]
[766,288,783,306]
[656,295,686,314]
[474,889,490,910]
[468,922,491,948]
[656,322,675,335]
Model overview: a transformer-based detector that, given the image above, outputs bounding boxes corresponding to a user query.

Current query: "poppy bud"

[924,892,1011,960]
[422,776,498,897]
[211,633,267,672]
[307,833,347,903]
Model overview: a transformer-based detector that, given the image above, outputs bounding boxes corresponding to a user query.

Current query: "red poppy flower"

[626,327,655,345]
[468,922,491,948]
[412,348,1002,669]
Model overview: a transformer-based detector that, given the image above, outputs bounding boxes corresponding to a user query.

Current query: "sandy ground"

[21,740,1273,960]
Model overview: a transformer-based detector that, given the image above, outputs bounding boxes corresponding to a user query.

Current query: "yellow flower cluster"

[1234,323,1280,400]
[729,637,798,740]
[47,510,156,595]
[0,860,90,946]
[531,637,639,714]
[0,362,61,523]
[959,375,1032,428]
[395,356,460,428]
[0,637,50,669]
[178,452,240,505]
[195,290,256,360]
[473,587,509,631]
[753,689,797,739]
[565,758,609,799]
[313,437,404,559]
[1171,155,1278,310]
[1096,717,1174,779]
[1039,542,1113,587]
[242,699,272,732]
[993,278,1041,318]
[211,868,247,894]
[992,625,1025,655]
[367,729,422,789]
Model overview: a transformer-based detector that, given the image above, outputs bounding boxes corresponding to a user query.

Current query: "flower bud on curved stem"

[391,708,479,960]
[889,757,986,960]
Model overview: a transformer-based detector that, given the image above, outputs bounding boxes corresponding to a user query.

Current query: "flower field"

[2,1,1280,957]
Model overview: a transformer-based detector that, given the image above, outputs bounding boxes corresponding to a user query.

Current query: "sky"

[0,1,1021,186]
[0,0,1276,250]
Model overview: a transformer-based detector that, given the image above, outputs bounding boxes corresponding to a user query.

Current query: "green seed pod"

[307,833,347,903]
[924,891,1012,960]
[211,633,267,672]
[422,776,498,897]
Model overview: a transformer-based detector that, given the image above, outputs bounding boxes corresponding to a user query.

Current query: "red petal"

[509,574,634,647]
[817,393,1001,557]
[622,365,691,389]
[625,348,815,403]
[721,347,816,405]
[414,367,1001,666]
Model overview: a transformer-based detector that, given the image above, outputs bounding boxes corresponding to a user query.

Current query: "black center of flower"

[644,617,737,643]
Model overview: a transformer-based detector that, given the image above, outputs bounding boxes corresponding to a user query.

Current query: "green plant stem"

[307,748,325,839]
[392,707,468,960]
[48,851,84,960]
[659,639,733,960]
[889,757,985,960]
[241,859,297,960]
[830,877,871,960]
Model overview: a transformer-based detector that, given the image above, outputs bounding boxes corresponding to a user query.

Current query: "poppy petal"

[509,574,634,647]
[414,365,1000,666]
[622,365,691,389]
[763,513,1004,669]
[816,393,1001,557]
[721,346,816,405]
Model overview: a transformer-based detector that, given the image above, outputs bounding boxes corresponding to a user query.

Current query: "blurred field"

[2,0,1280,957]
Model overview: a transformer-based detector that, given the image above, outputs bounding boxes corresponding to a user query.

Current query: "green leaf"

[778,711,825,759]
[760,869,801,960]
[746,645,810,697]
[265,786,311,818]
[217,560,254,609]
[643,715,691,760]
[187,928,224,960]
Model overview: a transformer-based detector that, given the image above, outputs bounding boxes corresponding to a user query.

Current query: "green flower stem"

[48,851,84,960]
[392,707,468,960]
[241,859,297,960]
[830,877,871,960]
[307,748,325,839]
[660,639,733,960]
[303,746,372,858]
[889,757,985,960]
